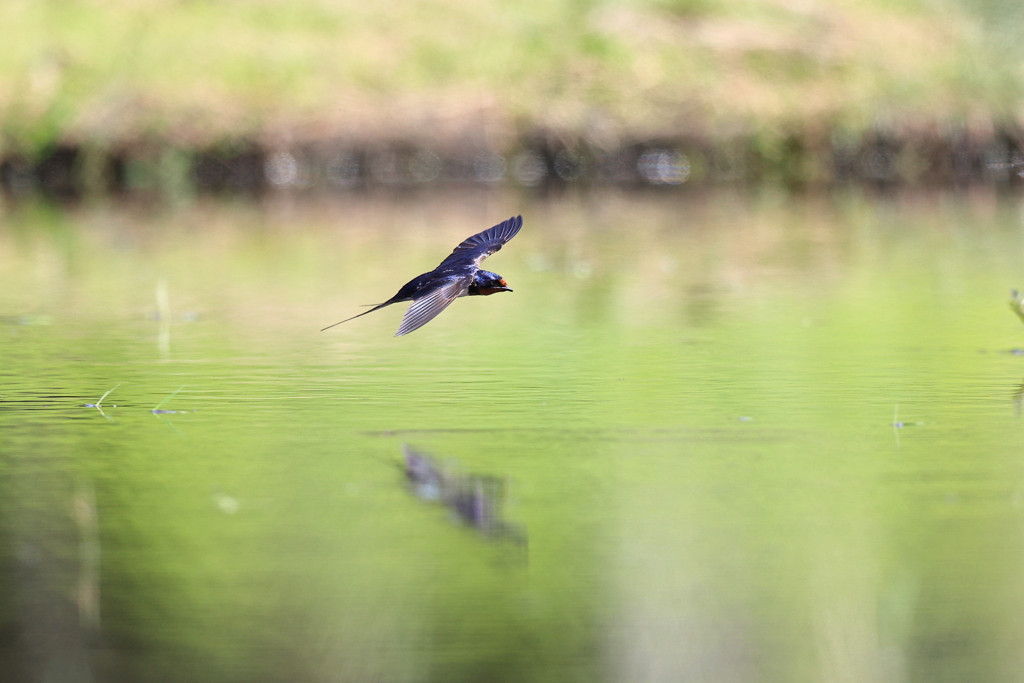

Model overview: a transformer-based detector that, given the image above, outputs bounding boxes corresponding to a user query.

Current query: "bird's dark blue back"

[393,267,465,300]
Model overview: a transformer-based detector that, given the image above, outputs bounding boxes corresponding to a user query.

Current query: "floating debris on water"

[152,386,189,414]
[86,383,120,421]
[891,415,926,429]
[213,493,240,514]
[891,403,927,448]
[151,386,194,436]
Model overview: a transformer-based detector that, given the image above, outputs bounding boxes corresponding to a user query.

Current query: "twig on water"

[891,402,926,447]
[86,383,120,422]
[152,385,185,413]
[152,385,193,436]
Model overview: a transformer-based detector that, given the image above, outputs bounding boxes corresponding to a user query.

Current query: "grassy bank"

[0,0,1019,192]
[0,0,1020,191]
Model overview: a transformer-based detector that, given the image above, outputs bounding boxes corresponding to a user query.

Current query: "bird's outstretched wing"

[394,278,468,336]
[438,215,523,268]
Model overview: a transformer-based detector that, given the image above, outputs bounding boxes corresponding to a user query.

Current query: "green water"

[3,188,1024,682]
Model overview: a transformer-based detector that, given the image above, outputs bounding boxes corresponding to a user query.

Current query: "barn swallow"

[321,215,523,336]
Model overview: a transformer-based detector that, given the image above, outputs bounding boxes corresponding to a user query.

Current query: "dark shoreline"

[5,125,1024,198]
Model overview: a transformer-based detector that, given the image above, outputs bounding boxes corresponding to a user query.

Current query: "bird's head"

[470,270,513,295]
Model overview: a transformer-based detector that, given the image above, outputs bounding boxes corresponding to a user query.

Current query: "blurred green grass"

[0,0,1018,155]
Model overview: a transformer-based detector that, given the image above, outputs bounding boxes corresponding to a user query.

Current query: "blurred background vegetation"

[2,0,1024,191]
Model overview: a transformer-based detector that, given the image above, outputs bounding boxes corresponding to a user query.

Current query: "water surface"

[2,188,1024,682]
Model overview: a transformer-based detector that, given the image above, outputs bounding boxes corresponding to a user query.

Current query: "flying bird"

[321,215,523,336]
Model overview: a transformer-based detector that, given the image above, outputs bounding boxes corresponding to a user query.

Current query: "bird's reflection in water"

[402,444,525,544]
